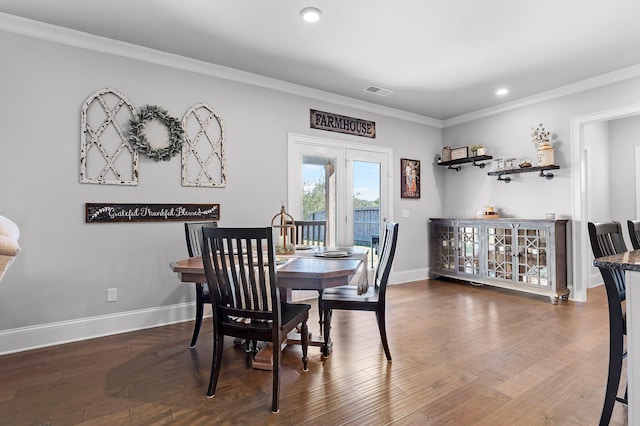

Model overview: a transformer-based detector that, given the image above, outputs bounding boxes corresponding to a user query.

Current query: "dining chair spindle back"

[321,222,398,361]
[200,226,310,413]
[288,220,327,247]
[288,219,328,328]
[184,221,217,347]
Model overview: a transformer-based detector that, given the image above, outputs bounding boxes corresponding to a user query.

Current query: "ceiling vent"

[363,85,393,97]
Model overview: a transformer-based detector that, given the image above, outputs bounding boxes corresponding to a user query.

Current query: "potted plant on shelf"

[531,123,554,166]
[470,144,485,156]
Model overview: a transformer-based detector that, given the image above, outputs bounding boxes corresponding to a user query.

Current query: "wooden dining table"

[170,246,368,369]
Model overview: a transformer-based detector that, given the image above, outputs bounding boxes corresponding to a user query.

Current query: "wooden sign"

[85,203,220,223]
[310,109,376,138]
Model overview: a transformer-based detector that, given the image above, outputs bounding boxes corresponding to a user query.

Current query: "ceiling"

[2,0,640,121]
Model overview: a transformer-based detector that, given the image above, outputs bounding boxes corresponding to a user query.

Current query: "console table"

[430,218,570,303]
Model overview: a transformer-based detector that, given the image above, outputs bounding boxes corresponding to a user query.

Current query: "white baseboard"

[0,268,430,355]
[389,267,429,285]
[0,302,208,355]
[589,271,603,288]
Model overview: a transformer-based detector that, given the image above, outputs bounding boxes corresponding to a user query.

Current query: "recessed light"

[300,7,322,23]
[496,88,509,96]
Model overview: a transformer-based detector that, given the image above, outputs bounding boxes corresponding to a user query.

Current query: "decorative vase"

[536,142,555,167]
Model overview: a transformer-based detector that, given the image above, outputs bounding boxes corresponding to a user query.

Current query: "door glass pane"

[353,160,380,261]
[302,155,336,246]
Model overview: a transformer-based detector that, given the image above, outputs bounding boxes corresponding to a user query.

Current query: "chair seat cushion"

[322,285,379,303]
[222,302,310,330]
[281,302,311,328]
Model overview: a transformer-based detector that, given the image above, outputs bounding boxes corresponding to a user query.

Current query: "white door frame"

[287,132,393,245]
[571,102,640,302]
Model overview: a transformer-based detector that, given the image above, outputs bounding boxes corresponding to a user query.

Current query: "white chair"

[0,215,20,282]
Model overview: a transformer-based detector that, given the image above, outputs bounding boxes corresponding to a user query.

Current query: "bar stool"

[588,221,628,425]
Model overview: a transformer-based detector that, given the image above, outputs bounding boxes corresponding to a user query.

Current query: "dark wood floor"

[0,279,628,425]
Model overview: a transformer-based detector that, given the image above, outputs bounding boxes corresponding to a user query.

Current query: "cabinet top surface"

[430,217,569,223]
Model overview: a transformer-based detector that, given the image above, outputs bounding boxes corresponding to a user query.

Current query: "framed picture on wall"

[401,158,420,199]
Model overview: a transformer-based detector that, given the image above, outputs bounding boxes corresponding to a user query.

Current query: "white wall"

[609,115,640,231]
[0,28,442,353]
[584,121,611,222]
[581,116,640,288]
[583,121,610,287]
[442,76,640,299]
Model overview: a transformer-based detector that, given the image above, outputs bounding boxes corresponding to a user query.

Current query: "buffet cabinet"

[430,218,569,303]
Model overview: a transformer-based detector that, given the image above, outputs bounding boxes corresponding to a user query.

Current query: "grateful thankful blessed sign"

[85,203,220,223]
[310,109,376,138]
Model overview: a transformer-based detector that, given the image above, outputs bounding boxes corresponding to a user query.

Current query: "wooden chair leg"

[301,319,309,371]
[207,330,224,398]
[272,335,282,413]
[322,309,332,357]
[190,284,205,348]
[317,290,323,331]
[599,328,624,425]
[375,310,392,361]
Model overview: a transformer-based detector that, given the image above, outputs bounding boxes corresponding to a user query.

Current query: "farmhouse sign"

[85,203,220,223]
[310,109,376,138]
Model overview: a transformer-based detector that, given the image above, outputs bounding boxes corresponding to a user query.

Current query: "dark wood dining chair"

[288,220,327,247]
[588,221,628,425]
[627,220,640,250]
[321,222,398,360]
[200,226,310,413]
[288,219,328,329]
[184,221,217,348]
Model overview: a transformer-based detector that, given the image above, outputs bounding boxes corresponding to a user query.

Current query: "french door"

[287,133,392,248]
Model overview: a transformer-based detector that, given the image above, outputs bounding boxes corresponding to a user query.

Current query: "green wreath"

[128,105,185,161]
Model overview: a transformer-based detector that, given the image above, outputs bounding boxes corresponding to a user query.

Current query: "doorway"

[571,102,640,302]
[287,133,392,252]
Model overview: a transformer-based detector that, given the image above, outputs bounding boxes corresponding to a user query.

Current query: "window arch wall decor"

[181,103,226,187]
[80,88,138,185]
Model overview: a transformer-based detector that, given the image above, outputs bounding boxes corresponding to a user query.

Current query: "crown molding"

[444,64,640,127]
[0,12,442,128]
[3,12,637,131]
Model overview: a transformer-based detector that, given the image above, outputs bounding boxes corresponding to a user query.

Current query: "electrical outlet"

[107,288,117,302]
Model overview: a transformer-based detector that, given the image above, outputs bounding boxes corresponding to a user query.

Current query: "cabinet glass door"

[433,223,455,271]
[456,224,480,275]
[516,227,550,288]
[486,225,514,281]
